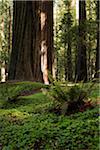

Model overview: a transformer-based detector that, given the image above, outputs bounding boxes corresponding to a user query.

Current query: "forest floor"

[0,82,99,150]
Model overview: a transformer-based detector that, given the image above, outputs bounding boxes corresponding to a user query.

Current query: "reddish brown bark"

[76,0,87,82]
[40,0,54,84]
[8,1,43,82]
[8,1,53,83]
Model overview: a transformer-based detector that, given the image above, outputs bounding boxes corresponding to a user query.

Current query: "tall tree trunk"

[95,0,100,79]
[8,1,53,82]
[1,0,6,82]
[67,34,72,81]
[8,1,33,80]
[6,5,12,78]
[76,0,87,82]
[65,42,67,81]
[64,2,72,81]
[67,3,72,81]
[75,0,79,81]
[56,50,59,80]
[8,1,43,81]
[8,6,11,56]
[40,0,54,84]
[32,1,43,82]
[87,0,92,81]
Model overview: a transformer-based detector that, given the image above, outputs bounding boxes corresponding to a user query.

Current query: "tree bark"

[87,0,92,81]
[8,6,11,58]
[76,0,87,82]
[67,3,72,81]
[8,1,53,82]
[95,0,100,79]
[40,0,54,84]
[8,1,43,81]
[64,2,72,81]
[32,1,43,82]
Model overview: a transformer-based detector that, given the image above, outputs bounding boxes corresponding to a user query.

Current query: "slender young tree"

[76,0,87,82]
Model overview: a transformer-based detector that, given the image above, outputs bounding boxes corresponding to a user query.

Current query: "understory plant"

[48,80,95,115]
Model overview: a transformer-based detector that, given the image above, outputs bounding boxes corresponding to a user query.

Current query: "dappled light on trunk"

[41,11,49,84]
[41,40,49,85]
[40,0,53,84]
[1,62,6,82]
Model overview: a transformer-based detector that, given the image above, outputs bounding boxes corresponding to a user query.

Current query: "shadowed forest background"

[0,0,99,149]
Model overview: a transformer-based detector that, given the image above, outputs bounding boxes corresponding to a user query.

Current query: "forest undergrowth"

[0,82,99,150]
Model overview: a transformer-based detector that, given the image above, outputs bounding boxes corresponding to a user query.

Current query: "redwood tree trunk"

[67,3,72,81]
[8,6,11,55]
[8,1,43,81]
[32,1,43,82]
[64,2,72,81]
[8,1,53,82]
[76,0,87,82]
[40,0,54,84]
[95,0,100,79]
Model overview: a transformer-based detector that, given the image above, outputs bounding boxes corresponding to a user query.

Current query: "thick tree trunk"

[8,1,43,81]
[40,0,54,84]
[8,1,53,82]
[32,1,43,82]
[95,0,100,79]
[14,1,34,80]
[76,0,87,82]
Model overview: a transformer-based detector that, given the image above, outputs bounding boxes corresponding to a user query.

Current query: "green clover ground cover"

[0,82,99,150]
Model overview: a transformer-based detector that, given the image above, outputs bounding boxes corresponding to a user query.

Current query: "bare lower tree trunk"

[8,6,11,57]
[67,3,72,82]
[76,0,87,82]
[32,1,43,82]
[1,0,6,82]
[1,62,6,82]
[87,0,92,81]
[8,1,53,82]
[8,1,43,81]
[64,2,72,82]
[15,1,34,80]
[95,0,100,79]
[40,0,54,84]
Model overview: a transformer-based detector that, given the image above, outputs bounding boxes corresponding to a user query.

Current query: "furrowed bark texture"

[76,0,87,82]
[8,1,43,81]
[40,0,53,83]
